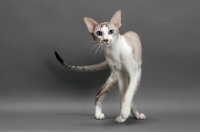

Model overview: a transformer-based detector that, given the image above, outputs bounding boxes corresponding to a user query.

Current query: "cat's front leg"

[112,70,128,123]
[121,69,140,119]
[121,101,131,119]
[95,103,105,120]
[95,72,117,120]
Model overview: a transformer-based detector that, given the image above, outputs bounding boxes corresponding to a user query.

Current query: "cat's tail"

[54,51,108,72]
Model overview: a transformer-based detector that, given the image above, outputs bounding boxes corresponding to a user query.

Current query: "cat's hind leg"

[95,72,117,120]
[130,69,146,120]
[131,103,146,119]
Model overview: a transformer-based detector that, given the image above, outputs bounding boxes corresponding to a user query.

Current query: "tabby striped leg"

[95,72,117,120]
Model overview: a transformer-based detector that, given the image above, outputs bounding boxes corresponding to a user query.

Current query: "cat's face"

[91,22,119,46]
[84,10,121,47]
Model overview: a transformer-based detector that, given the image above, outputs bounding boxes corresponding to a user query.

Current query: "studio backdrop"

[0,0,199,114]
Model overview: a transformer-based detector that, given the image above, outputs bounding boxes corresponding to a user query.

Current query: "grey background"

[0,0,200,132]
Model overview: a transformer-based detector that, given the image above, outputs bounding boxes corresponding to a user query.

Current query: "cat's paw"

[95,113,105,120]
[115,115,126,123]
[121,111,130,119]
[121,104,131,119]
[135,113,146,120]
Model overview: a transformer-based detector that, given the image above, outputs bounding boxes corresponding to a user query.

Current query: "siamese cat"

[55,10,146,123]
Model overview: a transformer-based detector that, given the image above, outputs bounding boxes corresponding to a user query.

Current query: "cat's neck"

[102,34,126,62]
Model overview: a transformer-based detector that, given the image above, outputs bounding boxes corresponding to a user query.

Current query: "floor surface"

[0,101,199,132]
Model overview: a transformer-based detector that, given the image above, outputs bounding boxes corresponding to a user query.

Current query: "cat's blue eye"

[108,29,114,34]
[96,31,102,36]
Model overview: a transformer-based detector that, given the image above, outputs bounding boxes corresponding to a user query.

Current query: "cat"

[55,10,146,123]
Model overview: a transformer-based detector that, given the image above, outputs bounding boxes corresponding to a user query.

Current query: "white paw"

[115,116,126,123]
[95,113,105,120]
[121,104,131,119]
[135,113,146,120]
[121,111,130,119]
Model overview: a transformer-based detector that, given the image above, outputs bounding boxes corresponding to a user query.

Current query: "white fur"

[95,105,105,120]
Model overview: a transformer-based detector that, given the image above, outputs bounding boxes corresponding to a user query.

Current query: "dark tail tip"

[54,51,64,63]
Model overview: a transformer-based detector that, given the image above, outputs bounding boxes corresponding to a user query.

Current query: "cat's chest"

[104,43,132,70]
[105,50,121,69]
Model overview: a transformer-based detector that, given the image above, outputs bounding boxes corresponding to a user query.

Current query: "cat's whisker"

[98,44,103,61]
[100,44,104,60]
[93,44,102,62]
[97,44,101,61]
[90,43,100,56]
[90,43,100,61]
[93,44,99,62]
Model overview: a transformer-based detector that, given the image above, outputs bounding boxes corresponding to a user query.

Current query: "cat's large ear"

[110,10,121,28]
[84,17,98,33]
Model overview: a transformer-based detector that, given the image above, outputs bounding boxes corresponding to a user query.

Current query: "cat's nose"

[103,39,109,43]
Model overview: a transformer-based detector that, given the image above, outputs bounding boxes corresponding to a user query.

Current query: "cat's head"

[84,10,121,46]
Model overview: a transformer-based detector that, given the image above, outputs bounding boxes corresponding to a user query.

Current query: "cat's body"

[55,10,146,123]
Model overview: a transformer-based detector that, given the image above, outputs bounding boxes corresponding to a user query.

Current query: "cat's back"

[122,31,142,62]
